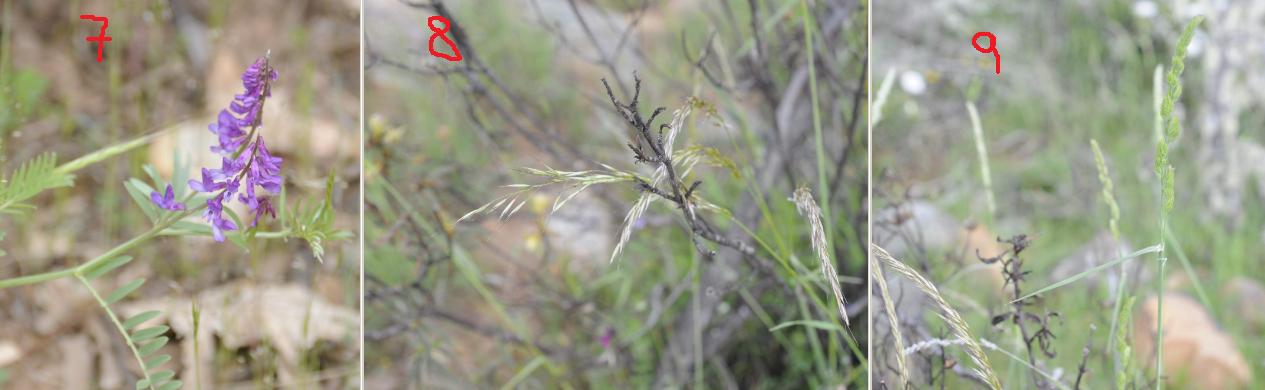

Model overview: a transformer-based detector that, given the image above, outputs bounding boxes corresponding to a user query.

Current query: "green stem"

[800,0,834,257]
[75,272,157,389]
[0,205,201,290]
[157,229,290,238]
[1155,221,1166,390]
[55,130,168,175]
[0,267,77,289]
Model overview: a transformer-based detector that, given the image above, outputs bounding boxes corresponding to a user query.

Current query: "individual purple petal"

[247,196,276,227]
[188,168,226,193]
[149,184,185,211]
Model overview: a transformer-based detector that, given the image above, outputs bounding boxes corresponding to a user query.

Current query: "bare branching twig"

[602,73,755,260]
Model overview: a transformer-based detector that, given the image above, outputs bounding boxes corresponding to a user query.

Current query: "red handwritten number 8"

[427,16,462,62]
[972,31,1000,75]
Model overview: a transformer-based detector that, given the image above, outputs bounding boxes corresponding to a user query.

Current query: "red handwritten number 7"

[427,16,462,62]
[972,31,1000,75]
[79,14,112,63]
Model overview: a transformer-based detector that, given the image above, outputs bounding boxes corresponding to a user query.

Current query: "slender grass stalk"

[966,102,996,220]
[871,68,897,126]
[1152,65,1163,146]
[800,0,834,258]
[692,251,705,389]
[192,301,203,390]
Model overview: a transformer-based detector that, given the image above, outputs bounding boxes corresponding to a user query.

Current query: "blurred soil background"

[362,0,865,388]
[873,0,1265,388]
[0,0,360,388]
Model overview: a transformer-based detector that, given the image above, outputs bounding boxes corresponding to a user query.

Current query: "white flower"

[1132,1,1158,19]
[900,70,927,95]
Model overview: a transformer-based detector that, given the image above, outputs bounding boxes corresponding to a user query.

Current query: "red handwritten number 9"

[427,16,462,62]
[972,31,1000,75]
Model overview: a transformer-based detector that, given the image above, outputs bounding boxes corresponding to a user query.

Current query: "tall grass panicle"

[1090,140,1121,240]
[1093,138,1135,381]
[793,186,848,327]
[874,244,1002,390]
[871,245,909,388]
[1115,296,1138,389]
[1152,16,1202,388]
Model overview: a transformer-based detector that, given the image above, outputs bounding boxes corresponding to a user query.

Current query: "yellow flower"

[524,232,541,252]
[529,193,551,215]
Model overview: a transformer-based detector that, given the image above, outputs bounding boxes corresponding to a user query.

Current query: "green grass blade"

[1162,224,1212,311]
[769,320,847,333]
[500,356,548,390]
[1012,244,1162,303]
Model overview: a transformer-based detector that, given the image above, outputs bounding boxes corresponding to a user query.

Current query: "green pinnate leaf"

[148,370,175,384]
[0,153,75,215]
[82,255,135,280]
[123,310,161,331]
[131,325,169,342]
[138,337,168,356]
[144,354,171,370]
[156,380,182,390]
[106,279,145,304]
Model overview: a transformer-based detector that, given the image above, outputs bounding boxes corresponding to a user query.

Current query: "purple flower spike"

[149,184,185,211]
[188,55,284,242]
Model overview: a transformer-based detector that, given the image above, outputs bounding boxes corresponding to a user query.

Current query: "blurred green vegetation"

[875,1,1263,388]
[365,0,866,387]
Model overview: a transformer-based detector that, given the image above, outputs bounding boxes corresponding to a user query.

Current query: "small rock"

[0,341,22,367]
[1133,293,1251,389]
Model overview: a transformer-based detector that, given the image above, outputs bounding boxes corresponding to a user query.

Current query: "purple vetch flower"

[185,56,283,242]
[149,184,185,211]
[599,327,615,349]
[205,193,237,242]
[188,168,226,193]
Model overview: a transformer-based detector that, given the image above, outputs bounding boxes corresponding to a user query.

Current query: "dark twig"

[602,73,756,259]
[1073,325,1095,389]
[980,234,1059,389]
